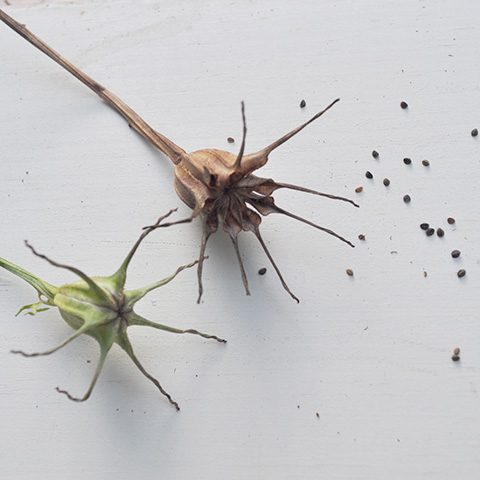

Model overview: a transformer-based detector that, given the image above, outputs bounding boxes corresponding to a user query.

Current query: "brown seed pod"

[0,11,358,303]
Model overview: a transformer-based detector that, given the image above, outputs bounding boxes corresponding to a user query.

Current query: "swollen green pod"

[1,210,225,410]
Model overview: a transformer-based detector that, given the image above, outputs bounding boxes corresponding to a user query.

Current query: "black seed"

[227,137,235,143]
[365,171,373,179]
[436,228,445,237]
[346,269,354,276]
[383,178,390,186]
[426,228,435,236]
[372,150,379,158]
[300,99,306,108]
[472,128,478,137]
[403,157,412,165]
[258,268,267,275]
[422,159,430,166]
[355,186,363,193]
[358,234,366,240]
[403,194,411,203]
[451,250,461,258]
[447,217,455,224]
[400,101,408,109]
[452,355,460,362]
[420,223,429,230]
[457,269,466,278]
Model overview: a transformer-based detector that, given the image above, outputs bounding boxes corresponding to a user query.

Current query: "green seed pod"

[0,210,225,410]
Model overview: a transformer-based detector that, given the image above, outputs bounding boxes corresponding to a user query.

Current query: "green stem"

[0,256,57,302]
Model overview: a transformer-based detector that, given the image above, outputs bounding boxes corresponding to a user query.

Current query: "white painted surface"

[1,1,479,479]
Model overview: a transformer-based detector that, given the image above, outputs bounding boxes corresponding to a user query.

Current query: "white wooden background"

[1,1,479,479]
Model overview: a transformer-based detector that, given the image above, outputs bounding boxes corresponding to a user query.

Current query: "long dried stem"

[0,9,186,164]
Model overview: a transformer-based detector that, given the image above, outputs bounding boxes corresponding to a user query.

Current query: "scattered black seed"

[316,412,320,418]
[423,271,428,277]
[346,269,354,276]
[400,101,408,109]
[472,128,478,137]
[420,223,429,230]
[372,150,379,158]
[451,250,461,258]
[383,178,390,186]
[258,267,267,275]
[457,269,466,278]
[426,228,435,236]
[403,194,411,203]
[358,234,366,240]
[365,171,373,179]
[403,157,412,165]
[452,354,460,361]
[436,228,445,237]
[355,186,363,193]
[300,99,306,108]
[227,137,235,143]
[422,159,430,166]
[447,217,455,224]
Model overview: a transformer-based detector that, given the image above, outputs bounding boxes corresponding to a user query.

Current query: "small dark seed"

[372,150,379,158]
[451,355,460,362]
[400,101,408,109]
[300,99,306,108]
[258,268,267,275]
[447,217,455,224]
[451,250,461,258]
[426,228,435,236]
[403,194,411,203]
[316,412,320,418]
[422,159,430,166]
[346,269,354,276]
[457,269,466,278]
[423,271,428,277]
[227,137,235,143]
[365,171,373,179]
[436,228,445,237]
[472,128,478,137]
[403,157,412,165]
[454,347,460,356]
[355,186,363,193]
[420,223,429,230]
[383,178,390,186]
[358,234,366,240]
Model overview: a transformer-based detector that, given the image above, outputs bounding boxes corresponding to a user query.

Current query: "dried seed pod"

[0,210,225,409]
[0,11,358,303]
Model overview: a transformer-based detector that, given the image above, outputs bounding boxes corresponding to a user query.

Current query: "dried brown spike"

[0,10,358,302]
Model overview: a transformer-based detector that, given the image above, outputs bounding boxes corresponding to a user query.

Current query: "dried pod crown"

[172,101,358,302]
[0,10,358,303]
[0,210,225,409]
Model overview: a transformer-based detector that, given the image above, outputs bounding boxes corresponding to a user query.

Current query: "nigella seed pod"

[0,210,225,409]
[167,100,358,302]
[0,11,358,303]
